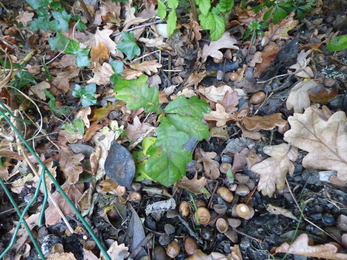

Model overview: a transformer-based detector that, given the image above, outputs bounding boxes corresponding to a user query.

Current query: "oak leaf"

[60,146,85,184]
[51,66,80,93]
[31,81,50,100]
[87,62,114,85]
[286,80,318,113]
[264,12,299,41]
[254,44,280,78]
[195,147,220,179]
[84,28,121,57]
[90,42,109,65]
[201,33,239,62]
[241,113,288,131]
[273,233,347,260]
[204,103,235,127]
[129,60,162,75]
[219,90,239,113]
[289,49,314,78]
[174,172,208,194]
[284,105,347,181]
[125,116,153,142]
[251,144,298,197]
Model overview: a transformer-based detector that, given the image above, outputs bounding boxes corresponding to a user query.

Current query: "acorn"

[235,184,250,196]
[153,245,169,260]
[216,218,229,233]
[166,240,180,259]
[220,163,232,173]
[196,207,211,225]
[184,237,199,256]
[178,201,190,217]
[250,91,266,104]
[195,200,207,208]
[235,204,254,220]
[217,187,234,203]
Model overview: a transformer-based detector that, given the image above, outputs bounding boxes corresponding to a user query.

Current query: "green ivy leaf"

[9,71,36,88]
[74,16,87,31]
[65,40,80,55]
[167,10,177,36]
[26,0,51,9]
[115,75,162,113]
[145,118,191,186]
[157,0,167,19]
[30,7,50,31]
[48,10,71,32]
[167,0,178,9]
[217,0,234,13]
[72,84,98,107]
[75,48,91,67]
[117,31,141,60]
[44,89,72,116]
[110,74,122,84]
[164,95,210,119]
[48,31,69,51]
[74,118,85,134]
[111,61,124,73]
[327,35,347,52]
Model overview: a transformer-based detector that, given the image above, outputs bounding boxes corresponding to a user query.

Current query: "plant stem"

[189,0,198,21]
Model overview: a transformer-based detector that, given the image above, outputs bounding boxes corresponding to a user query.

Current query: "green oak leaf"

[48,31,69,50]
[145,119,191,186]
[327,35,347,52]
[117,31,141,60]
[115,75,162,113]
[164,95,210,119]
[167,10,177,36]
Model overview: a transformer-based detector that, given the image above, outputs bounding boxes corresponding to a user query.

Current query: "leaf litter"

[1,0,347,259]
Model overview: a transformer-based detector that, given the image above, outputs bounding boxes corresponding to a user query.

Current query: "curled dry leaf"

[199,85,233,103]
[31,81,50,100]
[264,12,299,41]
[125,116,153,142]
[284,105,347,182]
[51,66,80,93]
[204,103,235,127]
[174,172,207,193]
[241,113,288,131]
[87,62,114,85]
[273,233,347,260]
[219,90,239,113]
[251,144,298,197]
[289,49,314,78]
[254,44,280,78]
[195,147,220,179]
[286,80,318,113]
[201,33,239,63]
[266,204,298,220]
[129,60,162,75]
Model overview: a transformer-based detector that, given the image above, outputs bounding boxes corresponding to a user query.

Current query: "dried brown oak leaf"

[251,143,298,197]
[286,80,318,113]
[201,33,239,62]
[125,116,153,142]
[289,49,314,78]
[174,172,207,193]
[273,233,347,260]
[241,113,288,131]
[204,103,235,127]
[264,12,299,41]
[129,60,162,75]
[284,105,347,182]
[90,42,109,65]
[60,146,85,184]
[195,147,220,179]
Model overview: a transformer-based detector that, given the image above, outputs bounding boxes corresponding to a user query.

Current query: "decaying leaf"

[254,44,280,78]
[87,62,114,85]
[289,49,314,78]
[59,146,85,184]
[264,12,299,41]
[195,147,220,179]
[219,90,239,113]
[199,85,233,103]
[266,204,298,220]
[241,113,288,131]
[273,233,347,259]
[31,81,50,100]
[90,42,109,65]
[232,148,249,173]
[186,249,228,260]
[201,33,239,62]
[51,66,80,93]
[251,144,298,197]
[84,28,119,56]
[284,105,347,182]
[129,60,162,75]
[103,241,129,260]
[174,172,208,193]
[286,80,318,113]
[204,103,235,127]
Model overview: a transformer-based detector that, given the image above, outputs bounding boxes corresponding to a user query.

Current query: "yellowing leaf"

[273,234,347,259]
[90,42,109,65]
[251,144,298,197]
[284,105,347,182]
[286,80,318,113]
[201,33,239,62]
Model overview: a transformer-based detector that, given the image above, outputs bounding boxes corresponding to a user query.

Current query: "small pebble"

[322,213,335,226]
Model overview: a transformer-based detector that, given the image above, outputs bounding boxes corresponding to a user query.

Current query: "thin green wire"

[0,175,45,259]
[0,103,111,260]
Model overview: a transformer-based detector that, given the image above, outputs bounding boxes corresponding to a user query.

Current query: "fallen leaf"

[201,33,239,62]
[308,85,338,103]
[174,172,208,193]
[195,147,220,179]
[76,107,91,128]
[266,204,298,220]
[286,80,318,113]
[45,181,84,226]
[90,42,109,65]
[51,66,80,93]
[59,146,85,184]
[251,144,298,197]
[129,60,162,75]
[84,121,105,142]
[241,113,288,131]
[87,62,114,85]
[121,68,143,79]
[254,44,280,78]
[125,116,153,142]
[186,249,228,260]
[138,36,173,52]
[199,85,245,103]
[289,49,314,78]
[0,167,9,181]
[265,12,299,41]
[237,121,263,140]
[31,81,50,100]
[122,2,150,30]
[47,252,77,260]
[273,233,347,259]
[204,103,235,127]
[185,71,206,89]
[16,11,34,26]
[284,105,347,182]
[232,148,249,173]
[84,28,122,57]
[248,51,262,67]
